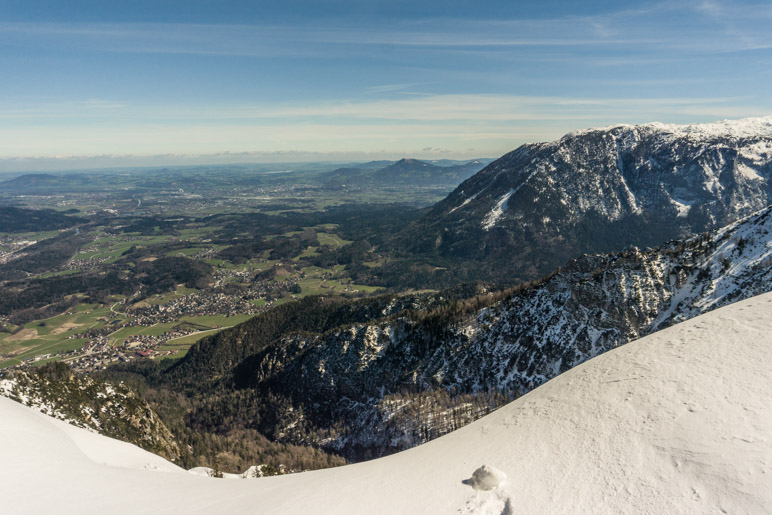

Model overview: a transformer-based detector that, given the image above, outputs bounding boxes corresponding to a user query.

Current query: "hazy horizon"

[2,0,772,171]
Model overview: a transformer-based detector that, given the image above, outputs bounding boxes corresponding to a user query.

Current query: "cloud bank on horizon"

[1,0,771,171]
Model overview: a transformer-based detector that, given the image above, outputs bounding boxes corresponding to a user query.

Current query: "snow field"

[2,292,772,513]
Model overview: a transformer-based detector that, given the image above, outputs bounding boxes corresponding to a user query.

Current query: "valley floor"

[3,292,772,514]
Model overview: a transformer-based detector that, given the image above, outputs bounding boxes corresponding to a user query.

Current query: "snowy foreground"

[3,293,772,514]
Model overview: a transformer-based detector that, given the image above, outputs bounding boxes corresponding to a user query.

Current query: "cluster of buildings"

[0,238,37,265]
[129,271,300,325]
[130,292,262,324]
[20,266,306,371]
[9,337,127,372]
[15,324,206,372]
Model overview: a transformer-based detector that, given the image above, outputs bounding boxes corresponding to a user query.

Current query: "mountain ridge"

[384,116,772,286]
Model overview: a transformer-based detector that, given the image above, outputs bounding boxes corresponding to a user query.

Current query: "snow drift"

[3,292,772,514]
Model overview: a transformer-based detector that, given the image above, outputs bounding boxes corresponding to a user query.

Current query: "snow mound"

[466,465,507,491]
[3,292,772,513]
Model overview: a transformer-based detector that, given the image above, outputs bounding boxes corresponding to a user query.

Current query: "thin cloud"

[3,6,766,57]
[363,83,433,94]
[0,92,759,126]
[0,94,766,165]
[0,94,751,123]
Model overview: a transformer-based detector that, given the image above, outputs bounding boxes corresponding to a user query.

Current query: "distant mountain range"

[0,158,494,195]
[319,158,493,189]
[0,173,83,193]
[388,117,772,285]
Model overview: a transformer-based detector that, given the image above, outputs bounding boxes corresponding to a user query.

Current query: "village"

[0,238,38,265]
[7,268,306,372]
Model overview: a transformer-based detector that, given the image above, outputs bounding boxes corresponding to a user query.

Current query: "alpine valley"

[3,117,772,497]
[119,203,772,461]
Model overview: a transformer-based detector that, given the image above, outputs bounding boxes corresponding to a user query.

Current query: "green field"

[154,328,222,357]
[0,338,88,368]
[0,230,61,240]
[0,292,262,367]
[166,247,204,257]
[107,323,178,346]
[73,233,179,262]
[143,285,198,306]
[294,246,321,260]
[317,232,352,247]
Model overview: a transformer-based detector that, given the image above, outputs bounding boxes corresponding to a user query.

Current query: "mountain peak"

[385,158,436,169]
[320,158,488,189]
[565,115,772,142]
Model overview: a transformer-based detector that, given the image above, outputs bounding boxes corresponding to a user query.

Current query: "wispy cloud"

[3,4,769,58]
[0,94,752,124]
[363,83,433,94]
[0,93,767,166]
[0,20,644,52]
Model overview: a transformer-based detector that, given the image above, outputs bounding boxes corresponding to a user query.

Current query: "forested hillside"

[102,206,772,463]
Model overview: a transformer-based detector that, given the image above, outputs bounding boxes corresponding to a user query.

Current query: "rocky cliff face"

[199,207,772,460]
[393,117,772,284]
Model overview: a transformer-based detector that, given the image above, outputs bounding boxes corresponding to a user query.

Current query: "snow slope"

[3,293,772,514]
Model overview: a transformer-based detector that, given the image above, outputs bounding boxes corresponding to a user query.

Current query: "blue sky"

[1,0,772,171]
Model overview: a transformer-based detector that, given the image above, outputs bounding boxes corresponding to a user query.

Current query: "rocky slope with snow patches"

[432,206,772,392]
[197,206,772,460]
[3,293,772,514]
[0,366,181,462]
[395,116,772,284]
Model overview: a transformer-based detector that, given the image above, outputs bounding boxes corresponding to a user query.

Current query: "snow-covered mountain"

[179,206,772,460]
[3,292,772,514]
[395,117,772,284]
